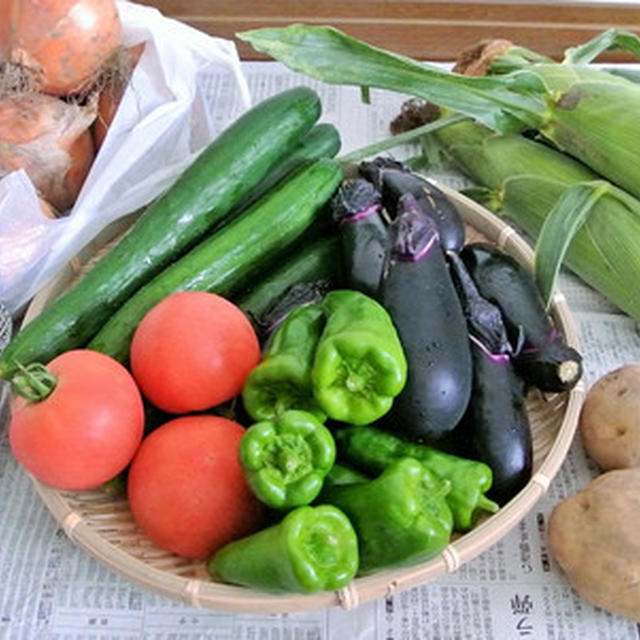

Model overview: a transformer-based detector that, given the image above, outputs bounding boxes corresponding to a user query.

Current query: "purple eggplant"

[255,280,330,342]
[460,243,582,392]
[332,178,389,298]
[359,157,465,252]
[449,252,532,505]
[380,193,472,443]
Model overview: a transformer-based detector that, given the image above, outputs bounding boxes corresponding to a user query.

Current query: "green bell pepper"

[322,457,453,574]
[311,290,407,425]
[335,425,499,531]
[322,461,370,491]
[240,410,336,509]
[208,504,359,593]
[242,303,326,422]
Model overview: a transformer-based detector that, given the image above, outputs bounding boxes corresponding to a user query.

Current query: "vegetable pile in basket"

[3,83,583,596]
[238,24,640,325]
[0,0,140,215]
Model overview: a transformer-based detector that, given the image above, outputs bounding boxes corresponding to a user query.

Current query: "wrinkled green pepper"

[311,290,407,424]
[322,457,452,574]
[242,303,326,422]
[335,425,499,531]
[209,504,359,593]
[240,410,336,509]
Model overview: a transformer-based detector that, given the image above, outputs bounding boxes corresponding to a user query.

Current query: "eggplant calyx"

[448,251,512,355]
[390,194,440,261]
[469,334,511,363]
[332,178,382,224]
[358,156,407,189]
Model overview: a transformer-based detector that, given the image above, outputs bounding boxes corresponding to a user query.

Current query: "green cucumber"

[236,235,342,322]
[89,159,344,362]
[0,87,322,379]
[231,122,341,214]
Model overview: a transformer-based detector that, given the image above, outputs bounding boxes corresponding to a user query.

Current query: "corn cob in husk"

[432,118,640,323]
[239,26,640,200]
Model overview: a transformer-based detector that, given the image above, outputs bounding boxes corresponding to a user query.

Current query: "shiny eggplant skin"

[380,195,472,443]
[455,339,533,505]
[359,157,465,252]
[332,178,389,298]
[460,243,582,392]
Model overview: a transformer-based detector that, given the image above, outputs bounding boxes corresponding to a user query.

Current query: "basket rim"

[23,184,584,614]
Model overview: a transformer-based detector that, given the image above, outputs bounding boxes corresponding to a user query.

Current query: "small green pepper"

[335,425,499,531]
[322,461,370,491]
[240,410,336,509]
[242,303,326,422]
[322,457,453,574]
[311,290,407,425]
[208,504,359,593]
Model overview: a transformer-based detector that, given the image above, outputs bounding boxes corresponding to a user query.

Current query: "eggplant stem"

[338,113,470,164]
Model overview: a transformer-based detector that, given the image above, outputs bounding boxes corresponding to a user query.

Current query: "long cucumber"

[0,87,322,379]
[89,159,344,362]
[236,235,342,322]
[231,122,341,215]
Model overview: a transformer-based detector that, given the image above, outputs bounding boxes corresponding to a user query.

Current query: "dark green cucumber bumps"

[0,87,322,379]
[89,160,344,362]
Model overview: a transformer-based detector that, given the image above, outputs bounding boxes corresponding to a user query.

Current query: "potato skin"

[579,365,640,470]
[548,468,640,621]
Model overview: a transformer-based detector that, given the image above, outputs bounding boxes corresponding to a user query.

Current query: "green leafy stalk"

[533,181,609,307]
[238,25,547,134]
[338,112,469,163]
[563,28,640,65]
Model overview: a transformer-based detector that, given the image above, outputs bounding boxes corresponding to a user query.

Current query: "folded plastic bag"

[0,1,251,313]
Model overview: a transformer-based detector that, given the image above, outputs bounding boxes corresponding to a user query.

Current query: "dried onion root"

[0,93,97,212]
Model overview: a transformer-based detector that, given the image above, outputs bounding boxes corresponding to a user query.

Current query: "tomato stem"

[11,362,57,402]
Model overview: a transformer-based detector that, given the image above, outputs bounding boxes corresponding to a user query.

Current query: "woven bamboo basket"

[20,184,584,614]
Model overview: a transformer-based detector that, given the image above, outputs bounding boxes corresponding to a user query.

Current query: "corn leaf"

[563,28,640,65]
[238,25,547,134]
[534,181,610,307]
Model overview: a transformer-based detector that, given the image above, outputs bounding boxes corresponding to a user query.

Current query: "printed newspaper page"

[1,62,640,639]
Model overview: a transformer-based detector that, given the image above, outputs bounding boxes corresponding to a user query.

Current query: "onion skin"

[1,0,122,96]
[93,44,145,151]
[0,93,96,212]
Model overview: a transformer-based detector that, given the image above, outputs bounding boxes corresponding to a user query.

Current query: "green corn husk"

[239,25,640,200]
[432,118,640,323]
[475,42,640,203]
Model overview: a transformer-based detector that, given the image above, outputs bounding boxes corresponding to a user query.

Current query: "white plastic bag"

[0,1,251,313]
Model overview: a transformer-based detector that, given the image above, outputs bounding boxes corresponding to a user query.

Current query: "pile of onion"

[0,0,136,216]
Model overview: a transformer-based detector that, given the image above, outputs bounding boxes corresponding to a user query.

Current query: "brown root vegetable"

[580,365,640,470]
[0,93,96,212]
[93,43,145,151]
[0,0,122,96]
[548,468,640,622]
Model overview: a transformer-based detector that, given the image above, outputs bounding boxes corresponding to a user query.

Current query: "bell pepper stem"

[477,494,500,514]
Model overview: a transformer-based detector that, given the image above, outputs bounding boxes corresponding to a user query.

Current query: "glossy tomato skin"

[127,415,264,559]
[130,291,260,414]
[9,349,144,491]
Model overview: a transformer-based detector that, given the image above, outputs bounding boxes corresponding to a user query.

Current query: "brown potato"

[548,468,640,621]
[579,364,640,470]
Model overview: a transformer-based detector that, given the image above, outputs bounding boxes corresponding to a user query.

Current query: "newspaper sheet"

[2,62,640,640]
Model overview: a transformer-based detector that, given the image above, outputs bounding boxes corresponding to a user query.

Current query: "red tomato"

[130,291,260,413]
[127,415,263,559]
[9,349,144,491]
